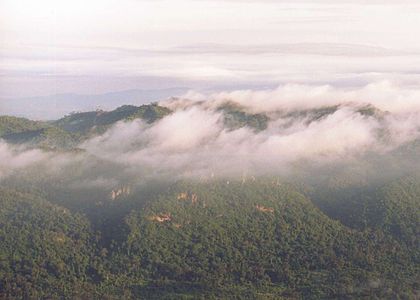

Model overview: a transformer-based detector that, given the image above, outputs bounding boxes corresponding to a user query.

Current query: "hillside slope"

[0,179,417,299]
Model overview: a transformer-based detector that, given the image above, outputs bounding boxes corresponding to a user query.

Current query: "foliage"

[0,106,418,298]
[54,104,172,134]
[0,116,48,137]
[0,189,98,299]
[0,104,172,150]
[0,178,418,299]
[218,103,269,131]
[2,127,79,150]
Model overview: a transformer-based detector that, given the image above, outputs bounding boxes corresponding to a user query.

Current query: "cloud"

[173,43,413,57]
[0,141,86,180]
[1,82,420,185]
[2,0,420,98]
[83,107,375,178]
[77,82,420,180]
[174,81,420,114]
[0,142,49,178]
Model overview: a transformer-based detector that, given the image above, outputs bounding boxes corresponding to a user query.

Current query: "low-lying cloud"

[80,82,420,180]
[1,82,420,186]
[0,142,51,179]
[174,81,420,114]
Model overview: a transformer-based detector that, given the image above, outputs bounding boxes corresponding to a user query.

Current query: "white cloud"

[1,82,419,183]
[0,142,49,178]
[2,0,420,97]
[77,82,420,179]
[173,81,420,114]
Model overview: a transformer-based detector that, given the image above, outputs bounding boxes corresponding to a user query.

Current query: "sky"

[1,0,420,179]
[1,0,420,100]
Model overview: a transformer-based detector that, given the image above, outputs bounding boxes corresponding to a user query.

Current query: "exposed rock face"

[177,192,188,200]
[148,213,172,223]
[191,193,198,204]
[271,179,281,186]
[177,192,198,205]
[110,186,131,200]
[255,205,274,213]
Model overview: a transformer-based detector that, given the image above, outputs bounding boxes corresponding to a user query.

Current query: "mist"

[1,82,419,189]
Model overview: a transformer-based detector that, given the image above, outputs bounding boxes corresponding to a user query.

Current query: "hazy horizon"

[0,2,419,299]
[2,0,420,113]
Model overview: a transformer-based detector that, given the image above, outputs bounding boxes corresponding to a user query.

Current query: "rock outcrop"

[110,186,131,200]
[148,213,172,223]
[255,205,274,213]
[177,192,199,205]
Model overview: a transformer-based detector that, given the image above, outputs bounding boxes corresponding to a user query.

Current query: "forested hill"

[0,102,395,152]
[0,178,418,299]
[0,104,172,149]
[0,101,419,298]
[0,102,273,149]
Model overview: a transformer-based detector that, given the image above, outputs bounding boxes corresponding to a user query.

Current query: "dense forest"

[0,178,418,299]
[0,103,419,299]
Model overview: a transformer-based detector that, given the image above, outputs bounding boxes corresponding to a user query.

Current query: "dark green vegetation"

[1,102,270,146]
[219,103,269,131]
[0,104,172,149]
[54,104,171,134]
[0,189,97,298]
[0,177,418,299]
[0,104,419,299]
[0,102,271,149]
[0,116,48,136]
[2,127,78,150]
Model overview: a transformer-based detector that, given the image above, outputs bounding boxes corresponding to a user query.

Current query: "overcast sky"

[1,0,420,98]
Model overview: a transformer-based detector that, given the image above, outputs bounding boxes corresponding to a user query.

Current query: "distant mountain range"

[0,87,189,120]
